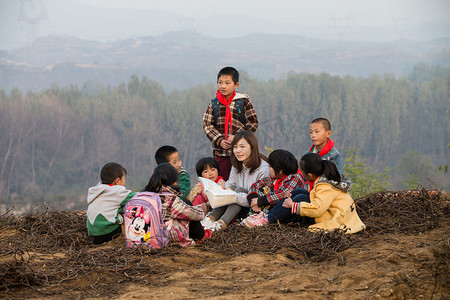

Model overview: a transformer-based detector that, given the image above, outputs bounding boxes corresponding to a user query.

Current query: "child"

[203,131,270,231]
[283,153,366,234]
[306,118,344,174]
[155,145,191,200]
[241,149,306,228]
[187,157,226,207]
[203,66,259,181]
[86,162,136,244]
[143,163,210,247]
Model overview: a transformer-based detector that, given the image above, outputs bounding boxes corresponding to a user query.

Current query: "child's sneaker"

[210,219,227,232]
[195,229,212,245]
[242,212,268,228]
[200,216,215,230]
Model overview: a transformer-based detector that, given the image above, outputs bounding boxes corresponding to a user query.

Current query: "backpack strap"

[211,97,246,127]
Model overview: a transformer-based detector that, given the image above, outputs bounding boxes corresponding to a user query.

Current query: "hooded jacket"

[86,182,136,236]
[292,176,366,234]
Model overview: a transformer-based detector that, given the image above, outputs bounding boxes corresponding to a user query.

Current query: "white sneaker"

[201,216,215,230]
[210,220,227,232]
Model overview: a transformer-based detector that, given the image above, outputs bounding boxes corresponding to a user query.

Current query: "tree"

[344,148,392,199]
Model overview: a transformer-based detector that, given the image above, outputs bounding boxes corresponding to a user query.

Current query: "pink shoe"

[241,212,268,228]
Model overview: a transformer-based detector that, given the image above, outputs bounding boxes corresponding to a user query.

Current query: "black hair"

[230,131,266,174]
[268,149,298,176]
[217,66,239,83]
[100,162,127,184]
[299,153,341,183]
[155,145,178,165]
[196,157,220,177]
[311,117,332,131]
[143,163,179,193]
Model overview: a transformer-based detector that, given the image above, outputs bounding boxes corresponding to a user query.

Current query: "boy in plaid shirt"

[202,66,258,180]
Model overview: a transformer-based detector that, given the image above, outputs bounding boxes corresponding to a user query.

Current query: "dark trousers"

[267,188,310,224]
[214,155,232,181]
[92,226,122,244]
[181,198,205,240]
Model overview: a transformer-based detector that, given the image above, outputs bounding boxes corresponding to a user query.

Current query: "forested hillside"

[0,63,448,213]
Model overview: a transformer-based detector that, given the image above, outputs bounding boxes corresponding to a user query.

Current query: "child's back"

[86,162,135,244]
[294,175,365,233]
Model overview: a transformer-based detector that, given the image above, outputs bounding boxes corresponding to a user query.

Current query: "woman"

[203,131,270,231]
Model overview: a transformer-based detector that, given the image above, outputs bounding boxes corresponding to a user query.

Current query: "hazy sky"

[77,0,450,25]
[1,0,449,50]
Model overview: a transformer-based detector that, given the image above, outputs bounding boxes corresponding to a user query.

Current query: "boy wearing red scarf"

[202,67,259,180]
[305,118,344,189]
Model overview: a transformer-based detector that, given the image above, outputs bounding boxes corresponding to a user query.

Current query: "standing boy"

[155,145,191,200]
[203,66,259,181]
[306,117,344,174]
[87,162,136,244]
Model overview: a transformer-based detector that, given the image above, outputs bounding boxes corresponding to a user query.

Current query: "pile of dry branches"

[0,188,447,296]
[355,189,446,234]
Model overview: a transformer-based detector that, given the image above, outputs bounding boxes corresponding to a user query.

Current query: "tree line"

[0,63,448,213]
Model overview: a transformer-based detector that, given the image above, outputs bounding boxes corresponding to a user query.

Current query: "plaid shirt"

[160,185,205,247]
[248,172,306,207]
[202,93,258,156]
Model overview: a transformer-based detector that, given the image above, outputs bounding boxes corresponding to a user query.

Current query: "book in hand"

[197,177,237,208]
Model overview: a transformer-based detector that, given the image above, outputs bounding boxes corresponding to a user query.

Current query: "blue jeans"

[267,188,310,224]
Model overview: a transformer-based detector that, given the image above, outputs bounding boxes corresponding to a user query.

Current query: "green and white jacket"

[86,182,136,237]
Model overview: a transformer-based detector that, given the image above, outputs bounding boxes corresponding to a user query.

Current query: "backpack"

[124,192,169,249]
[211,97,246,126]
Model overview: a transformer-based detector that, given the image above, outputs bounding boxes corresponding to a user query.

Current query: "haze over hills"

[1,31,449,93]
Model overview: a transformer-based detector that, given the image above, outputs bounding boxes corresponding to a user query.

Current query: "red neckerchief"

[309,139,334,157]
[307,139,334,190]
[216,89,236,139]
[274,175,287,191]
[215,176,224,183]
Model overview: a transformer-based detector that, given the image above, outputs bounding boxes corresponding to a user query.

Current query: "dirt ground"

[1,190,449,299]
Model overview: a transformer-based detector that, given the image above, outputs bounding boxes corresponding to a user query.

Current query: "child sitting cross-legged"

[143,163,211,247]
[187,157,226,208]
[282,153,366,233]
[241,149,306,228]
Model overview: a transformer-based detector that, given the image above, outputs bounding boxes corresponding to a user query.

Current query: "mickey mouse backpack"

[124,192,169,249]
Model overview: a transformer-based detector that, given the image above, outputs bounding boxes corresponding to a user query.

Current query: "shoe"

[194,229,212,245]
[242,212,268,228]
[201,216,215,230]
[203,229,212,239]
[210,219,227,232]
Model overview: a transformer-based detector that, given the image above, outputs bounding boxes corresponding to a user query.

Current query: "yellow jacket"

[292,176,366,234]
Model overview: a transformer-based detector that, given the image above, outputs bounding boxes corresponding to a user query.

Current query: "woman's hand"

[282,197,293,209]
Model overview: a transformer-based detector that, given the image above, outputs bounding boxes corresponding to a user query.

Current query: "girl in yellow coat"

[283,153,365,234]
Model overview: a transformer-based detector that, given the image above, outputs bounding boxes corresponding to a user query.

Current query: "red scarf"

[216,89,236,139]
[274,175,287,191]
[309,139,334,157]
[307,139,334,190]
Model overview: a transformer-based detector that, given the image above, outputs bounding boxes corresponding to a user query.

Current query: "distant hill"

[1,31,449,92]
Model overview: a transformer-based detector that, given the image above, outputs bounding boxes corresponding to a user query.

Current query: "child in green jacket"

[155,145,191,200]
[87,162,136,244]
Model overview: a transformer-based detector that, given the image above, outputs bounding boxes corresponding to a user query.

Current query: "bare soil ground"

[1,190,448,299]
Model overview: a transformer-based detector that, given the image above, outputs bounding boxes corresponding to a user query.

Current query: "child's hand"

[199,203,207,214]
[227,135,235,143]
[251,198,261,212]
[282,197,293,209]
[220,139,231,150]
